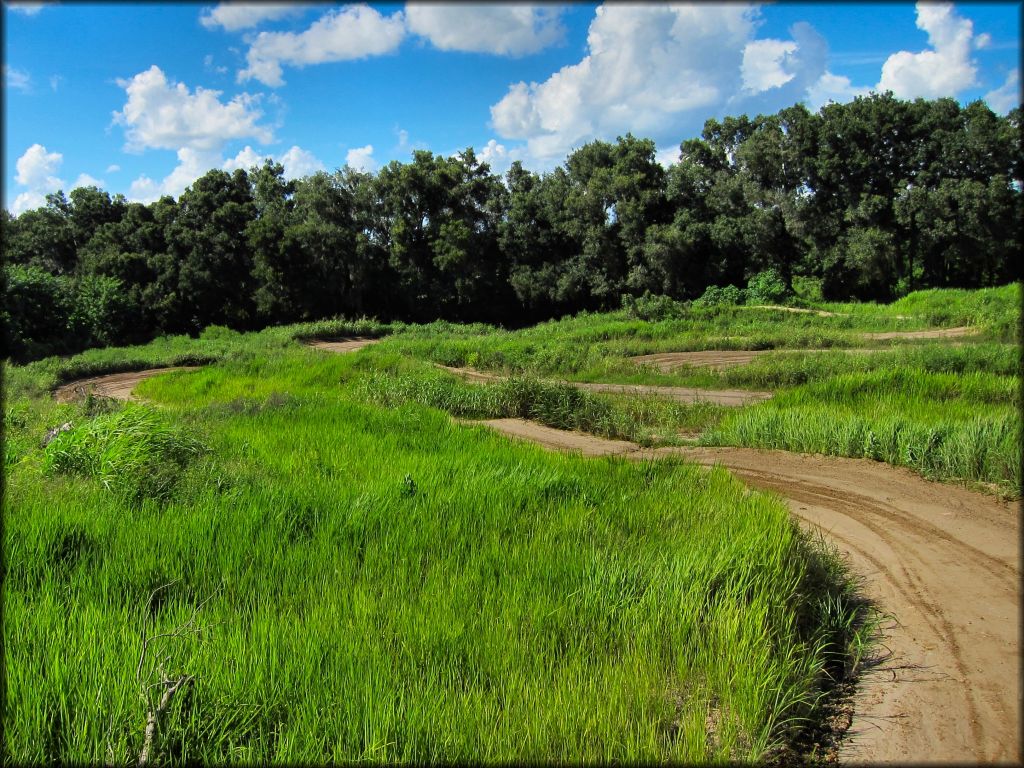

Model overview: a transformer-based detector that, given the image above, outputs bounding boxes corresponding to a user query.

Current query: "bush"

[694,284,747,307]
[42,405,207,503]
[621,291,688,321]
[746,269,792,305]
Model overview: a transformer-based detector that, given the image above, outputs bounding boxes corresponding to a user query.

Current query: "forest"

[3,92,1020,363]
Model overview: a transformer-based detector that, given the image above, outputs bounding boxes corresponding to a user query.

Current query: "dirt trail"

[437,365,773,406]
[53,338,381,403]
[304,337,380,353]
[632,331,976,372]
[863,325,977,341]
[53,367,200,403]
[472,418,1020,765]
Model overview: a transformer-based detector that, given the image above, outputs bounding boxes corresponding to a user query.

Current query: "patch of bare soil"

[438,365,772,406]
[742,304,843,317]
[471,418,1020,765]
[863,326,977,341]
[53,367,200,403]
[304,337,381,353]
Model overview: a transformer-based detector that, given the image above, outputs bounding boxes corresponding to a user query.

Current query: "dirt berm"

[471,418,1020,765]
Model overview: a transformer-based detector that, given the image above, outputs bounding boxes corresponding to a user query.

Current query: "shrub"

[694,284,747,307]
[621,291,688,321]
[42,405,207,503]
[746,269,792,305]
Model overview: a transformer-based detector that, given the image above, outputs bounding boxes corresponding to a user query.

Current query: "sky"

[3,1,1020,214]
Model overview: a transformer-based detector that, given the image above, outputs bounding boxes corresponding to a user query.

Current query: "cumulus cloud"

[129,142,327,204]
[984,69,1020,115]
[477,138,524,176]
[9,143,64,214]
[806,71,872,111]
[129,148,220,203]
[72,173,105,189]
[279,145,327,177]
[200,3,305,31]
[490,4,830,168]
[405,4,565,55]
[878,2,978,99]
[106,164,121,173]
[222,144,327,177]
[15,143,63,189]
[5,65,32,92]
[238,5,406,87]
[113,65,273,153]
[345,145,377,173]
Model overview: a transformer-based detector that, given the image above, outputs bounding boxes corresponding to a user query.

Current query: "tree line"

[3,93,1020,362]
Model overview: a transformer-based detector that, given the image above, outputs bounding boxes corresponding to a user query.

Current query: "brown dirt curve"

[53,367,201,403]
[470,418,1020,765]
[51,338,381,403]
[437,365,773,406]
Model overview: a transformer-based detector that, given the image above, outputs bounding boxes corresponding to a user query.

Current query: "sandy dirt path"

[437,365,773,406]
[52,367,200,403]
[632,336,975,372]
[862,325,977,341]
[52,338,381,403]
[304,337,380,353]
[471,418,1020,765]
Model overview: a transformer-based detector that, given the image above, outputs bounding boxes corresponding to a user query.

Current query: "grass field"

[5,350,868,763]
[3,284,1018,762]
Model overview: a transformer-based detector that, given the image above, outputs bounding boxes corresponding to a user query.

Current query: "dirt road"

[437,365,773,406]
[472,418,1020,765]
[863,325,977,341]
[304,337,380,353]
[52,338,381,403]
[52,367,200,403]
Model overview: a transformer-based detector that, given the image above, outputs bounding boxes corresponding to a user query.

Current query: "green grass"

[4,349,869,763]
[10,285,1013,762]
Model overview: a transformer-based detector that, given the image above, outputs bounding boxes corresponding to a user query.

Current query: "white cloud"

[742,39,797,92]
[974,32,991,49]
[223,144,327,177]
[490,4,829,168]
[405,4,565,55]
[478,138,523,176]
[279,145,326,177]
[984,69,1020,115]
[806,71,872,111]
[10,143,65,214]
[200,3,305,31]
[5,65,32,92]
[655,145,680,168]
[49,74,62,91]
[113,65,273,153]
[238,5,406,87]
[128,148,221,203]
[345,144,377,173]
[11,191,47,214]
[222,145,266,172]
[5,2,48,16]
[878,2,978,99]
[72,173,105,189]
[106,164,121,173]
[15,143,63,189]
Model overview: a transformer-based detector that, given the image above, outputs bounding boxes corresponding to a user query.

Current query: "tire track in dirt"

[51,338,382,403]
[52,366,201,403]
[470,419,1020,765]
[437,364,773,406]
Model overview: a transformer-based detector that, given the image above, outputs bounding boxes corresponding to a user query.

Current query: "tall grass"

[4,369,867,763]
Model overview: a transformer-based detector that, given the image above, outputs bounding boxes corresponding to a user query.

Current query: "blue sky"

[3,1,1020,213]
